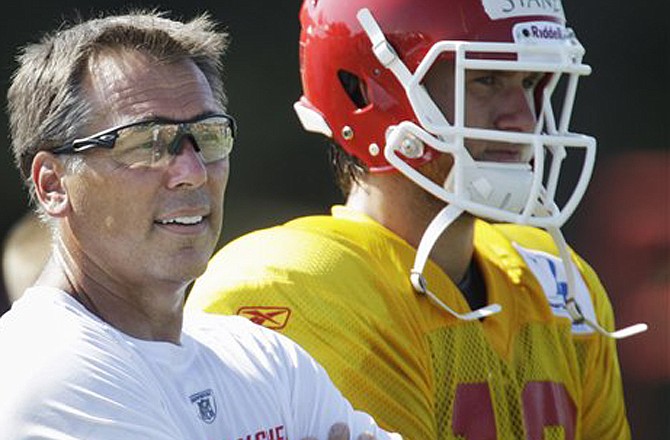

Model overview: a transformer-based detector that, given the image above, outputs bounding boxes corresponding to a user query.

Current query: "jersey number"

[452,381,576,440]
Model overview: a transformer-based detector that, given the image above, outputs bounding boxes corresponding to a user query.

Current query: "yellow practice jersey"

[187,206,629,440]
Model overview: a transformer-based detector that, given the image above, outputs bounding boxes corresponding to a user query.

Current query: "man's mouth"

[156,215,204,226]
[481,150,524,162]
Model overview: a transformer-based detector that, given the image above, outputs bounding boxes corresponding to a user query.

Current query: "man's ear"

[31,151,70,217]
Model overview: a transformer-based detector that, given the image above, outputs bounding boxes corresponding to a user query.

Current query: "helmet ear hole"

[337,70,369,109]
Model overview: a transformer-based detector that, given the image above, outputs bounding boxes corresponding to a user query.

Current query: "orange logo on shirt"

[237,306,291,330]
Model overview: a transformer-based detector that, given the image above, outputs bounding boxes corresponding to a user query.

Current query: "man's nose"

[165,138,208,189]
[494,86,536,133]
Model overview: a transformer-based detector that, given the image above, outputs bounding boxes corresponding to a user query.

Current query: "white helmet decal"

[481,0,565,21]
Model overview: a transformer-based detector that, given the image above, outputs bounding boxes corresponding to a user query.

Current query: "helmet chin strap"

[410,202,648,337]
[546,225,648,339]
[410,204,502,320]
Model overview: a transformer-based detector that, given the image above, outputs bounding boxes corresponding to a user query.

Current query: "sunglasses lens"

[190,117,235,163]
[112,125,167,166]
[112,115,234,166]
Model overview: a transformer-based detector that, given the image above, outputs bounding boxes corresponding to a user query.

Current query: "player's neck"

[346,173,475,284]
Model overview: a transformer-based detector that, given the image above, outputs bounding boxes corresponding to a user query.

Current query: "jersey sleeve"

[571,255,631,439]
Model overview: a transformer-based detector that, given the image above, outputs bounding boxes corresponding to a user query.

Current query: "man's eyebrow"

[123,110,223,125]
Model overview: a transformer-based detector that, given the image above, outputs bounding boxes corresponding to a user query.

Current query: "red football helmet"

[297,0,568,167]
[295,0,595,227]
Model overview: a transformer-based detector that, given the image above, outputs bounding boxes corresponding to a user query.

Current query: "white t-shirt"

[0,287,400,440]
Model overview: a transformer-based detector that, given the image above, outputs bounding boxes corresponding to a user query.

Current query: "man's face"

[61,50,228,289]
[423,60,539,164]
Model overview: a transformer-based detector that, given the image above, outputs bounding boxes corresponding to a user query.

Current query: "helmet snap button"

[400,137,423,158]
[341,126,354,140]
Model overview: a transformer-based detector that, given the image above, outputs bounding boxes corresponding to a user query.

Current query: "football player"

[188,1,645,438]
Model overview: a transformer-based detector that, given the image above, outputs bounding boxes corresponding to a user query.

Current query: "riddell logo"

[513,21,569,47]
[527,24,565,40]
[237,306,291,330]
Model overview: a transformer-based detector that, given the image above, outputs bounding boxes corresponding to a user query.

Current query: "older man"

[0,10,398,440]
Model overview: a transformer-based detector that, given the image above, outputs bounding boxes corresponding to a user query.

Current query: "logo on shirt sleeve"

[236,306,291,330]
[190,389,217,424]
[513,243,597,334]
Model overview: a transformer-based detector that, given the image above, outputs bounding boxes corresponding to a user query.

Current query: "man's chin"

[157,254,211,286]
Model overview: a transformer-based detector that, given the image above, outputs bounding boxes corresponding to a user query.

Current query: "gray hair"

[7,9,229,205]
